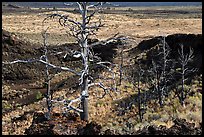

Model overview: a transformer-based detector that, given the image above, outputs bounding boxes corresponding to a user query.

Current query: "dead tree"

[159,36,172,106]
[41,28,62,119]
[148,36,173,107]
[119,42,124,86]
[117,35,134,86]
[176,44,196,106]
[132,60,145,122]
[148,60,163,106]
[2,2,124,121]
[41,28,52,119]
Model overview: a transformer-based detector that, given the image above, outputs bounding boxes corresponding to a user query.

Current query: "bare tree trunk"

[137,72,142,122]
[155,66,162,106]
[132,62,144,122]
[80,62,89,120]
[43,29,52,119]
[46,76,52,119]
[119,45,124,85]
[162,36,166,97]
[181,69,185,106]
[80,94,88,120]
[80,3,89,121]
[158,36,170,107]
[180,45,185,106]
[177,44,195,106]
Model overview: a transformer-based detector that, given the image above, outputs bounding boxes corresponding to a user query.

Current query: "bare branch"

[3,59,81,76]
[66,97,82,112]
[68,106,83,113]
[85,11,97,25]
[87,2,101,9]
[88,82,110,99]
[77,2,83,14]
[51,97,83,113]
[88,33,120,47]
[177,44,196,106]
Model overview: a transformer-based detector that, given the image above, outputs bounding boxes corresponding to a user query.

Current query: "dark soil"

[2,29,121,83]
[2,29,44,81]
[2,29,202,136]
[133,118,202,135]
[129,33,202,73]
[126,33,202,94]
[24,111,102,135]
[2,29,122,114]
[25,111,202,135]
[116,33,202,117]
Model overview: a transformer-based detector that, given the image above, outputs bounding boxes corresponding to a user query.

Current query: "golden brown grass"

[2,6,202,135]
[2,9,202,45]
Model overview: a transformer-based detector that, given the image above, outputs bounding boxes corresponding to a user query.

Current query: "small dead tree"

[41,28,52,119]
[132,60,145,122]
[176,44,196,106]
[41,28,62,119]
[118,36,135,86]
[126,57,148,122]
[159,36,172,106]
[119,43,124,85]
[148,36,173,107]
[149,60,161,103]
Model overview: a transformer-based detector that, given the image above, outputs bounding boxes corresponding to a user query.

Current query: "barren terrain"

[2,6,202,44]
[2,5,202,135]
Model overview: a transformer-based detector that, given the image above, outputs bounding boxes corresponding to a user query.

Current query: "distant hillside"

[2,2,202,8]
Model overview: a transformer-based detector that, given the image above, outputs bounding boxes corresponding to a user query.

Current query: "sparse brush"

[36,91,43,100]
[159,114,170,123]
[151,120,166,127]
[3,102,12,109]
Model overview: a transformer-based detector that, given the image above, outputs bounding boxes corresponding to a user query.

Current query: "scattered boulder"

[25,111,105,135]
[78,121,102,135]
[133,118,202,135]
[24,111,55,135]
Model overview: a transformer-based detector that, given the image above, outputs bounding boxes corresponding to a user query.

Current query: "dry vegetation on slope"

[2,5,202,135]
[2,6,202,44]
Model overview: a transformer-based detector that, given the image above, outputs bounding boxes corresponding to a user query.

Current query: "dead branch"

[3,58,81,76]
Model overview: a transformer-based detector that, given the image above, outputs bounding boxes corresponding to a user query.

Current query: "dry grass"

[2,8,202,45]
[2,6,202,135]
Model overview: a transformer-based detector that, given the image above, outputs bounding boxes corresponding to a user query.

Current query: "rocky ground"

[24,111,202,135]
[2,5,202,135]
